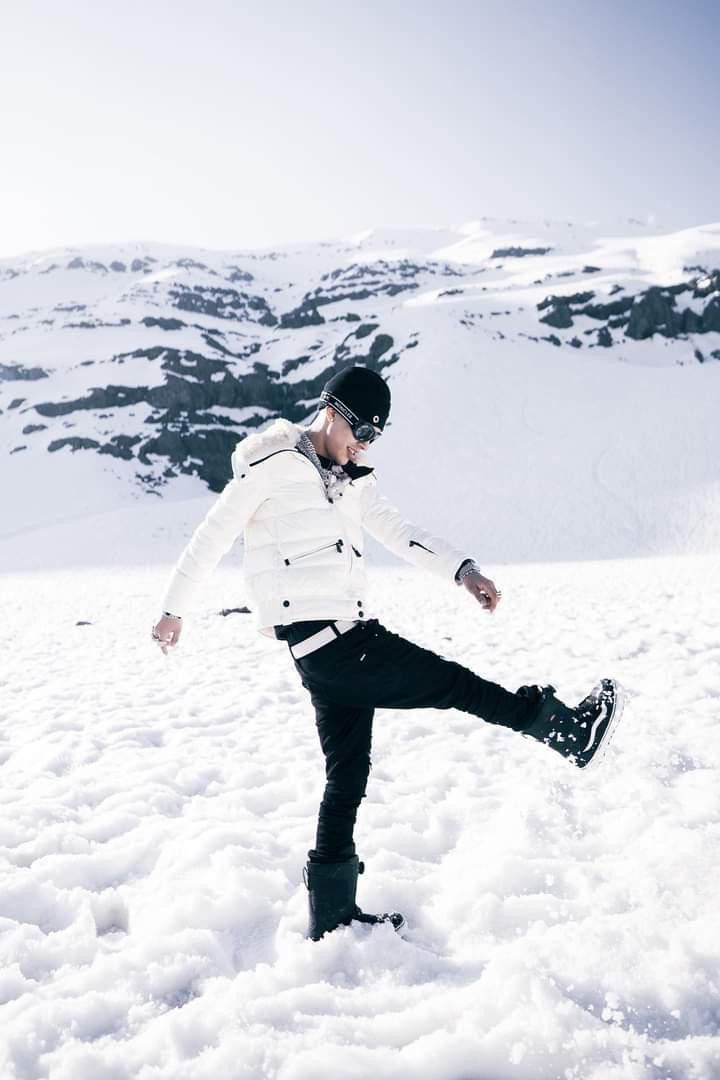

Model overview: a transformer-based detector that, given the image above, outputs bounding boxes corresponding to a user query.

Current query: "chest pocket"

[283,538,345,565]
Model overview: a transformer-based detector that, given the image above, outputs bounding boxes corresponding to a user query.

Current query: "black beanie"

[319,366,391,429]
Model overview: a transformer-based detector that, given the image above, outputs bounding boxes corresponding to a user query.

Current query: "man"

[152,365,623,941]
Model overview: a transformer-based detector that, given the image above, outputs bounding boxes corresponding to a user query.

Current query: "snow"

[2,218,720,1077]
[1,554,719,1078]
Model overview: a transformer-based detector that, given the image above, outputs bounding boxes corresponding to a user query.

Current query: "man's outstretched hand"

[151,614,183,654]
[462,571,502,613]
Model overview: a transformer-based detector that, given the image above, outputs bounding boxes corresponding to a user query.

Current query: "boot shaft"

[304,854,360,940]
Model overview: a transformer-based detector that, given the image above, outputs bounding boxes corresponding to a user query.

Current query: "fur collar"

[231,418,374,479]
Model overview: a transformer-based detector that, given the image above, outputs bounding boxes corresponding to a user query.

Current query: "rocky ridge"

[1,222,719,494]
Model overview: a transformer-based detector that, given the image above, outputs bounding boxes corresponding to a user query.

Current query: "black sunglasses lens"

[354,422,378,443]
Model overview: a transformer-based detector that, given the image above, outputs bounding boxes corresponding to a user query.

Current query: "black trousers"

[286,618,538,862]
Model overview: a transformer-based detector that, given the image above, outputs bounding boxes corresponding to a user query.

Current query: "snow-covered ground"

[2,552,719,1079]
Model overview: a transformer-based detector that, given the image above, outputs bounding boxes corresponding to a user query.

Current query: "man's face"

[326,407,376,466]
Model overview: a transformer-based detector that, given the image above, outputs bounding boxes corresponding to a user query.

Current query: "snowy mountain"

[2,218,720,566]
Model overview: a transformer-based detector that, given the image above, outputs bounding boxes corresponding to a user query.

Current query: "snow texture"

[1,555,719,1079]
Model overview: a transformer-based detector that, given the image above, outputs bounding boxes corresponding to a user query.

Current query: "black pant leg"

[309,689,374,861]
[295,619,537,732]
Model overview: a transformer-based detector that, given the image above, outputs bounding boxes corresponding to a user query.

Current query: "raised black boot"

[517,679,624,770]
[303,853,406,941]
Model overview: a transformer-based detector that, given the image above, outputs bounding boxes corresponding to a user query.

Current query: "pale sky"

[1,0,718,259]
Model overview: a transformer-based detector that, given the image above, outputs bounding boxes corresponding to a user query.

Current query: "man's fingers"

[477,581,501,612]
[461,572,503,613]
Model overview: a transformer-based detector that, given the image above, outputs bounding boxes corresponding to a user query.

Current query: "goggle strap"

[320,392,358,427]
[320,391,380,441]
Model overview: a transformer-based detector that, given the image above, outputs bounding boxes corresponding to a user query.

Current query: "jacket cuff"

[455,558,479,584]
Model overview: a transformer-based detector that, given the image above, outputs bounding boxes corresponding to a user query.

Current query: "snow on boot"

[303,854,405,941]
[517,679,625,771]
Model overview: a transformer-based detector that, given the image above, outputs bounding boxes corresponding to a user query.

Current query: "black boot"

[303,854,406,941]
[517,679,624,770]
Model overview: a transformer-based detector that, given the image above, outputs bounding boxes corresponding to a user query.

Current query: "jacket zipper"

[284,539,344,565]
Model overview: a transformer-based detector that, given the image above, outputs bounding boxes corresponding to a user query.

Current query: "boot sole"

[577,679,626,773]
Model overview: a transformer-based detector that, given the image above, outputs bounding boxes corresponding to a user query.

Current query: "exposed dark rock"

[36,384,148,416]
[137,426,243,490]
[10,445,27,453]
[48,437,101,452]
[220,606,252,616]
[620,279,717,340]
[110,261,127,272]
[702,295,720,332]
[569,337,582,348]
[142,316,185,331]
[542,335,562,347]
[538,303,574,329]
[226,266,254,283]
[321,259,461,284]
[626,288,681,340]
[355,323,379,339]
[582,265,602,273]
[597,326,613,347]
[610,284,624,295]
[32,338,397,490]
[490,246,552,258]
[175,258,210,272]
[55,303,87,312]
[170,284,277,326]
[694,349,705,363]
[281,355,310,376]
[0,363,49,381]
[60,257,108,273]
[98,435,143,460]
[279,300,326,328]
[9,398,26,408]
[22,423,48,434]
[581,296,634,320]
[538,291,595,312]
[283,280,417,328]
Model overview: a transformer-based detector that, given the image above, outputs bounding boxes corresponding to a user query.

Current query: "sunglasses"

[320,391,383,443]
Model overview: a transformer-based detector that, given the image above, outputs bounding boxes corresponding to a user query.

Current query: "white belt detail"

[289,620,359,659]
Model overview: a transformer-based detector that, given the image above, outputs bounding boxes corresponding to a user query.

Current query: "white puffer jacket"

[160,418,471,637]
